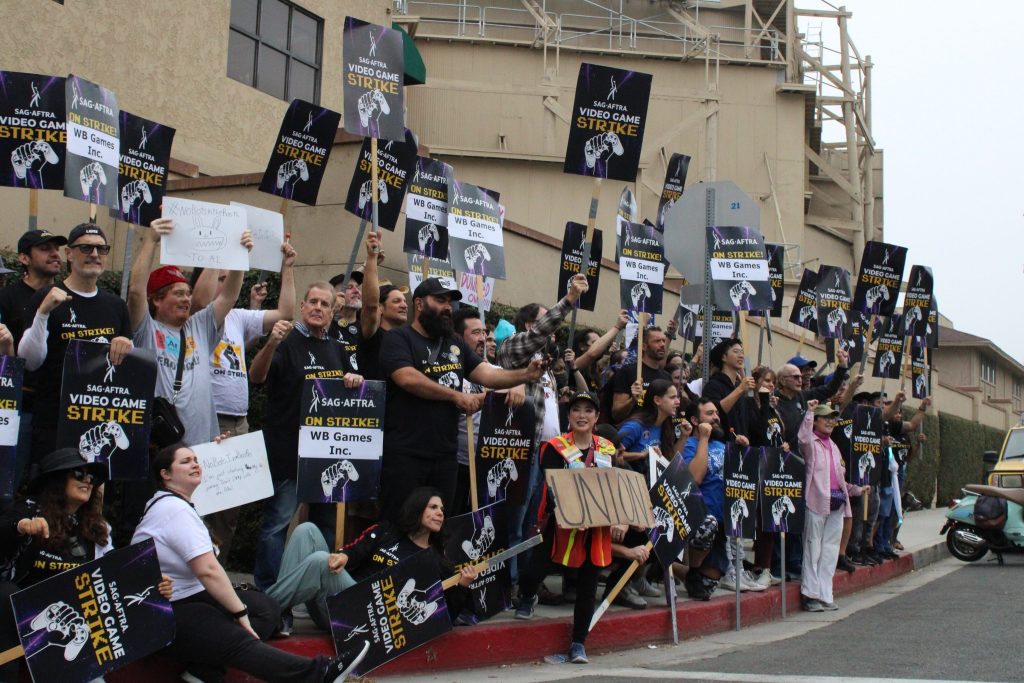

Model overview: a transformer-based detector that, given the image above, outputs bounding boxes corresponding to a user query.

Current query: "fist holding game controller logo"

[29,601,90,661]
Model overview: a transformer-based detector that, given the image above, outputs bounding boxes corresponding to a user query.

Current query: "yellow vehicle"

[984,424,1024,488]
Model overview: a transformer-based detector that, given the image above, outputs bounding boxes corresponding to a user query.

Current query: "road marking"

[546,670,980,683]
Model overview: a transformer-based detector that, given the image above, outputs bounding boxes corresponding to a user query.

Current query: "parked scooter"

[942,484,1024,563]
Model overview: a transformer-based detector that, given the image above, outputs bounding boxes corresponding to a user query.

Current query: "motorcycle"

[942,484,1024,563]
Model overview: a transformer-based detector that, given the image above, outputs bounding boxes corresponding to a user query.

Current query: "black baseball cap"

[413,277,462,302]
[17,229,67,254]
[568,391,600,411]
[67,223,107,246]
[329,271,364,288]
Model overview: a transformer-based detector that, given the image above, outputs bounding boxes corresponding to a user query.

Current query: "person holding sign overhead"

[128,218,253,446]
[514,391,617,665]
[18,224,133,463]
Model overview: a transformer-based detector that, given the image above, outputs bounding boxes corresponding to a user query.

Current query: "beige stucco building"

[1,0,1018,430]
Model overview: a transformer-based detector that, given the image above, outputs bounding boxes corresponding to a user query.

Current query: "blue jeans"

[507,456,544,584]
[253,479,336,590]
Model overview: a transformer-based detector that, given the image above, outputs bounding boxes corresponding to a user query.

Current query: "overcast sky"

[801,1,1024,363]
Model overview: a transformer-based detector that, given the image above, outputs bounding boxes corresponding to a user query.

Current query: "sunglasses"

[69,469,99,484]
[69,243,112,255]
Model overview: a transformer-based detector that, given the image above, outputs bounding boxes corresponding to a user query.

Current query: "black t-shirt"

[329,318,361,374]
[611,363,671,418]
[25,284,132,430]
[0,279,38,346]
[379,325,483,455]
[356,326,388,381]
[0,499,100,586]
[263,329,352,479]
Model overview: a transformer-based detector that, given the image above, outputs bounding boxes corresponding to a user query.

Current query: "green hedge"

[905,412,940,507]
[935,412,1006,505]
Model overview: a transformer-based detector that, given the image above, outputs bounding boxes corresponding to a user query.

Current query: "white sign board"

[161,197,249,271]
[190,431,274,516]
[231,201,284,272]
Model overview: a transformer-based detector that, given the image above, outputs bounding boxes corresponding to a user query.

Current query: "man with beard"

[19,225,133,463]
[681,397,749,600]
[609,327,671,423]
[378,278,544,522]
[328,256,373,373]
[356,231,407,380]
[248,281,364,594]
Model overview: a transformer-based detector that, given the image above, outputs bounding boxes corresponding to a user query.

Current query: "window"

[227,0,322,103]
[1014,380,1022,406]
[981,357,996,386]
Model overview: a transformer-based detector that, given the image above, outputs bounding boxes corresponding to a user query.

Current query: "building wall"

[932,346,976,388]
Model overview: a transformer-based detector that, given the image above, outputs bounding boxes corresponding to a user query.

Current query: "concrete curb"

[108,539,947,682]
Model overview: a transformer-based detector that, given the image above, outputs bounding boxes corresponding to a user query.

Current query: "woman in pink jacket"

[798,401,869,612]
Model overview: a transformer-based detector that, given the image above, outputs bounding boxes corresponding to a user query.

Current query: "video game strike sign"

[447,179,506,279]
[873,313,905,379]
[723,444,758,539]
[648,453,706,568]
[342,17,405,141]
[298,379,385,503]
[403,156,452,259]
[707,225,773,312]
[759,447,805,533]
[903,265,934,338]
[849,404,883,487]
[618,221,665,315]
[344,129,418,230]
[556,221,603,311]
[789,268,820,332]
[64,74,119,209]
[563,63,652,182]
[114,111,174,227]
[475,393,535,507]
[852,240,907,317]
[0,356,25,500]
[445,501,512,620]
[0,70,67,190]
[259,99,341,205]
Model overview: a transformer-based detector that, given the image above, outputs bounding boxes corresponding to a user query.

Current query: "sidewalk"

[108,507,951,682]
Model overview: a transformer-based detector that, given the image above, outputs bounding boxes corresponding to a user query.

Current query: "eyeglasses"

[69,243,112,255]
[69,469,99,484]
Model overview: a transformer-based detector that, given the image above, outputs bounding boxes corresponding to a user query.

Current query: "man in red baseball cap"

[127,217,252,446]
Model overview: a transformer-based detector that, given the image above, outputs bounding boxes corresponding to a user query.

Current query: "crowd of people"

[0,220,931,680]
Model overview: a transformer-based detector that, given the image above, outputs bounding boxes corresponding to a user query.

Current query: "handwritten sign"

[231,201,283,272]
[161,197,249,271]
[545,467,653,530]
[190,431,273,516]
[457,271,494,312]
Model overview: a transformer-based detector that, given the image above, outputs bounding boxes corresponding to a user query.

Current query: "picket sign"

[440,534,542,590]
[341,137,381,287]
[589,540,654,631]
[859,313,878,374]
[467,412,479,511]
[566,177,603,354]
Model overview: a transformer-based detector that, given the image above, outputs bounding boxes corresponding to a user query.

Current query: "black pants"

[602,529,651,599]
[169,589,328,683]
[518,518,600,645]
[453,463,471,517]
[379,448,458,523]
[1,582,20,683]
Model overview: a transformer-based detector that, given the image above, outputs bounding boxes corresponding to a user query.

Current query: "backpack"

[973,495,1007,529]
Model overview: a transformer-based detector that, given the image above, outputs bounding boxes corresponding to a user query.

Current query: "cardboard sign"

[849,404,883,486]
[56,341,156,480]
[545,467,653,530]
[342,17,405,141]
[448,179,506,279]
[475,393,535,507]
[160,197,249,270]
[613,186,638,263]
[344,129,418,230]
[0,71,66,189]
[190,431,274,516]
[403,156,452,258]
[10,540,174,683]
[911,344,930,399]
[563,63,652,181]
[618,221,664,314]
[764,243,785,318]
[457,272,494,312]
[0,356,25,500]
[230,201,284,272]
[872,313,905,379]
[656,153,690,230]
[444,502,512,620]
[707,225,772,312]
[407,254,457,292]
[329,550,451,676]
[112,111,174,227]
[556,222,603,311]
[786,269,817,332]
[903,265,934,338]
[648,453,707,568]
[64,75,119,208]
[814,265,852,339]
[258,99,340,205]
[759,447,805,533]
[723,444,759,539]
[851,240,907,317]
[298,379,385,503]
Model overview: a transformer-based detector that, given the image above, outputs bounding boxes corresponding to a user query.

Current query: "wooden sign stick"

[335,503,347,549]
[590,541,654,631]
[636,312,647,387]
[859,313,877,374]
[796,327,806,358]
[440,534,543,589]
[0,645,23,666]
[567,177,602,354]
[899,336,912,393]
[89,201,97,224]
[28,188,39,230]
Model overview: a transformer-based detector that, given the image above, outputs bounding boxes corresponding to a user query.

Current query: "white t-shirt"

[210,308,265,416]
[540,372,561,442]
[132,493,213,601]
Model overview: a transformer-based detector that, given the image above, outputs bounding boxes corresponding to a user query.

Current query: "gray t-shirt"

[133,304,220,445]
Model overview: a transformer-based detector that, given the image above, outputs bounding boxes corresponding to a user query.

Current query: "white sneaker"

[719,572,739,591]
[752,569,774,589]
[741,570,766,592]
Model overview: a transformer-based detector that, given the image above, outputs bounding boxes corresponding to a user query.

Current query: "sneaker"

[893,541,905,551]
[836,555,857,573]
[683,571,711,601]
[862,551,882,566]
[537,582,563,606]
[741,570,767,592]
[611,585,647,610]
[821,600,839,611]
[848,552,867,566]
[323,639,371,682]
[719,572,739,592]
[568,641,589,664]
[785,570,802,583]
[801,598,824,613]
[278,609,294,638]
[752,569,775,589]
[515,594,538,620]
[880,550,900,561]
[454,610,479,626]
[181,671,215,683]
[632,575,663,598]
